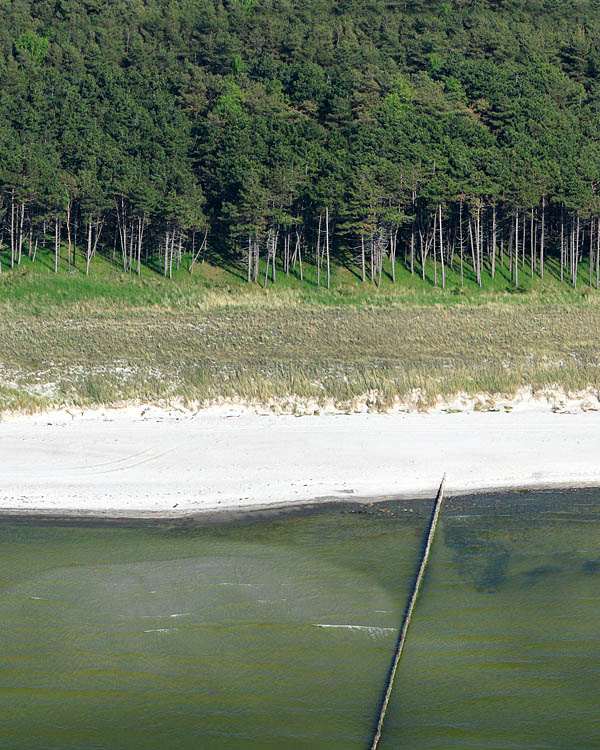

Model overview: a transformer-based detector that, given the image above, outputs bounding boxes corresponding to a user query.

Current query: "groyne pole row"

[369,473,447,750]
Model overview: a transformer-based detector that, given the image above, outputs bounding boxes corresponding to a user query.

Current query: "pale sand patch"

[1,398,600,517]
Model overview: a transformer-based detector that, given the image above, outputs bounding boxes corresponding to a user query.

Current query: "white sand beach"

[1,399,600,517]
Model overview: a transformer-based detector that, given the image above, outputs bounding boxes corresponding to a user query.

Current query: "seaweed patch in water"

[475,550,510,593]
[521,565,562,583]
[443,519,512,592]
[581,559,600,574]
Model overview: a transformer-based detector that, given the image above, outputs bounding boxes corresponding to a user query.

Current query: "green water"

[1,492,599,749]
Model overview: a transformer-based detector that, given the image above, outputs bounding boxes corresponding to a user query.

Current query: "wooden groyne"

[369,474,446,750]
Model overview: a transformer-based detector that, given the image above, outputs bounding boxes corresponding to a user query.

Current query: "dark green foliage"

[14,30,49,64]
[1,0,600,288]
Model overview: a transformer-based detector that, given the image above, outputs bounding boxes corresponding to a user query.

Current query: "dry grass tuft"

[2,301,600,414]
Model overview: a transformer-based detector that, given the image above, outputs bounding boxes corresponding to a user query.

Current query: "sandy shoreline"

[1,400,600,519]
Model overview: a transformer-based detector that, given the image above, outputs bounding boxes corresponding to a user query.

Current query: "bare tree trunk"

[459,199,464,287]
[293,228,303,281]
[491,205,496,280]
[123,214,129,272]
[263,229,275,288]
[10,189,15,268]
[589,218,594,286]
[476,203,482,286]
[264,231,271,289]
[247,235,252,282]
[521,212,526,269]
[539,197,545,279]
[596,217,600,290]
[86,220,93,276]
[188,228,208,275]
[569,218,573,284]
[73,216,78,267]
[17,202,25,265]
[325,206,330,289]
[286,232,291,274]
[66,201,72,272]
[164,229,169,277]
[129,222,135,273]
[115,197,129,271]
[433,210,438,286]
[54,216,60,273]
[420,230,429,281]
[361,235,366,282]
[291,231,298,270]
[468,220,476,278]
[560,209,564,282]
[169,229,175,279]
[316,213,322,286]
[572,215,578,288]
[85,216,103,275]
[136,215,143,275]
[530,207,534,278]
[572,218,576,287]
[410,191,416,276]
[514,210,519,288]
[438,204,445,289]
[92,218,103,258]
[507,214,514,277]
[574,214,580,288]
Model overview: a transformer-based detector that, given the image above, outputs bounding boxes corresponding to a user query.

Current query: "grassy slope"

[1,241,595,308]
[1,247,599,413]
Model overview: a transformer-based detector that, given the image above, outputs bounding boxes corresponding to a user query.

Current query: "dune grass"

[1,246,600,414]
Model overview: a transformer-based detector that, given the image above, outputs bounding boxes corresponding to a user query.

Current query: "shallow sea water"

[0,490,599,749]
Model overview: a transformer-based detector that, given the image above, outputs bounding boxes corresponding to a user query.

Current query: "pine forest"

[2,0,600,290]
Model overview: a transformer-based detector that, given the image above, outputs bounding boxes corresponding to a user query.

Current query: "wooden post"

[369,474,446,750]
